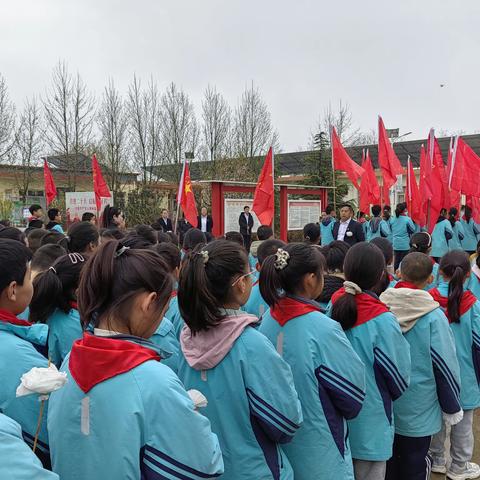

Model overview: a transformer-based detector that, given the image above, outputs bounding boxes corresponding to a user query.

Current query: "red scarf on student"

[70,301,78,310]
[331,288,389,327]
[429,288,477,323]
[0,309,32,327]
[394,281,419,290]
[69,333,160,393]
[270,297,322,326]
[170,291,178,298]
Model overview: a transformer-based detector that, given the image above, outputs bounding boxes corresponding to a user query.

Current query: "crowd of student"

[1,201,480,480]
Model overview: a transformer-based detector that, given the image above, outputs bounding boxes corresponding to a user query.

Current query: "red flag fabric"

[252,147,275,225]
[451,137,480,198]
[378,116,404,205]
[331,127,364,190]
[406,157,424,226]
[92,154,112,212]
[446,137,461,210]
[359,149,380,214]
[466,196,480,224]
[43,159,57,206]
[177,161,198,227]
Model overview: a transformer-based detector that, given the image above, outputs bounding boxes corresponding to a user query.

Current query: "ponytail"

[331,291,358,330]
[449,207,458,228]
[101,204,122,229]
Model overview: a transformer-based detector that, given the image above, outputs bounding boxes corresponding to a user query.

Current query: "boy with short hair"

[380,252,462,480]
[46,208,64,234]
[249,225,274,271]
[29,204,43,221]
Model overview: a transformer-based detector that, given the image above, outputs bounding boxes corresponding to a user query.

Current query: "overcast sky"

[1,0,479,152]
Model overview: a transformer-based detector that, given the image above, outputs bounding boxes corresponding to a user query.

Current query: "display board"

[65,192,111,223]
[224,199,259,234]
[287,200,322,230]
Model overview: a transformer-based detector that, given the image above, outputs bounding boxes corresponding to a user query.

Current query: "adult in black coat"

[156,209,173,232]
[197,207,214,234]
[332,204,365,246]
[238,206,254,252]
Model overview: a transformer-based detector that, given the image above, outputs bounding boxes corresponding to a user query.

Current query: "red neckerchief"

[429,288,477,323]
[388,273,394,282]
[331,288,389,328]
[270,297,322,327]
[170,291,178,298]
[69,333,160,393]
[0,309,32,327]
[394,281,419,289]
[253,280,259,287]
[70,301,78,310]
[431,257,436,266]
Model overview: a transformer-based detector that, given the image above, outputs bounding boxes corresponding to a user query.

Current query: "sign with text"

[65,192,97,223]
[224,199,259,234]
[287,200,322,230]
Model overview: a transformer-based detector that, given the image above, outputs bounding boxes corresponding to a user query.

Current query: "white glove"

[443,409,464,426]
[16,365,67,401]
[188,389,208,410]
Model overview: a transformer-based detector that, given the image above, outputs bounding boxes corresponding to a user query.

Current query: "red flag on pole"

[44,159,57,206]
[447,137,461,210]
[406,156,424,226]
[359,149,380,214]
[177,160,198,227]
[330,126,364,189]
[92,154,112,212]
[252,147,275,226]
[378,116,404,205]
[466,195,480,224]
[450,137,480,198]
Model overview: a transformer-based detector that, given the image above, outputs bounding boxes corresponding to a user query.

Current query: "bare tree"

[13,97,44,201]
[0,73,15,160]
[98,79,128,197]
[201,85,231,161]
[233,83,278,162]
[43,61,95,189]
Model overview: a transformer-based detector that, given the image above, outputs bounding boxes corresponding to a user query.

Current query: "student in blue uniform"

[366,205,390,242]
[29,253,85,368]
[329,242,411,480]
[0,413,58,479]
[409,232,439,290]
[47,240,224,480]
[431,209,454,261]
[468,254,480,301]
[449,208,466,251]
[303,222,320,245]
[370,237,396,294]
[428,251,480,479]
[320,205,336,245]
[380,253,462,480]
[259,243,366,480]
[64,220,99,255]
[390,202,416,270]
[0,239,51,468]
[382,205,394,243]
[249,225,274,271]
[461,206,480,255]
[177,240,302,480]
[243,239,286,318]
[317,240,350,308]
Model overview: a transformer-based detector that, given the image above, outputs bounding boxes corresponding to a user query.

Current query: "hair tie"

[274,249,290,270]
[49,266,57,274]
[115,245,130,258]
[344,281,362,295]
[197,250,209,265]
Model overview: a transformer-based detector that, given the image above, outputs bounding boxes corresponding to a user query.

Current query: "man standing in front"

[197,207,213,234]
[157,209,173,232]
[332,203,365,246]
[239,206,254,252]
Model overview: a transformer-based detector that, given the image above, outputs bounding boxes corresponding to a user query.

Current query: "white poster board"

[288,200,322,230]
[224,199,259,234]
[65,192,97,223]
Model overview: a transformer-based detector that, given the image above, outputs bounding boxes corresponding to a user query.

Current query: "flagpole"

[271,147,275,233]
[329,126,337,211]
[174,156,186,234]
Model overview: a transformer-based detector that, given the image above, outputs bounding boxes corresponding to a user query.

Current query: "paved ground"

[431,410,480,479]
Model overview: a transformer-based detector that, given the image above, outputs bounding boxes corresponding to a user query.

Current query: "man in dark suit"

[157,209,173,232]
[239,206,254,251]
[332,203,365,246]
[197,207,213,234]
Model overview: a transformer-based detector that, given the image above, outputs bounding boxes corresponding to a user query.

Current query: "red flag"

[450,137,480,198]
[378,116,404,205]
[406,156,424,226]
[43,159,57,206]
[92,154,112,212]
[446,137,461,210]
[177,161,198,227]
[359,149,380,214]
[466,196,480,224]
[331,127,364,190]
[252,147,275,225]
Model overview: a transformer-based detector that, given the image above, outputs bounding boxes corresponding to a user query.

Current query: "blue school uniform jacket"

[450,220,466,251]
[47,307,83,368]
[260,296,366,480]
[461,218,479,252]
[243,282,268,318]
[166,294,184,339]
[431,219,454,258]
[48,333,223,480]
[178,310,303,480]
[321,217,335,245]
[366,217,389,242]
[380,286,461,437]
[391,215,416,251]
[468,268,480,300]
[329,290,411,460]
[0,413,58,479]
[0,315,51,468]
[430,282,480,410]
[149,317,180,373]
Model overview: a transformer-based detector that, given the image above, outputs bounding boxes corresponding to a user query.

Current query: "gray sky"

[1,0,479,152]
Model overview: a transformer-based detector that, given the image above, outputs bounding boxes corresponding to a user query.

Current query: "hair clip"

[198,250,209,265]
[274,249,290,270]
[69,253,85,264]
[344,281,362,295]
[49,266,57,274]
[115,245,130,258]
